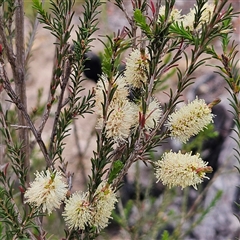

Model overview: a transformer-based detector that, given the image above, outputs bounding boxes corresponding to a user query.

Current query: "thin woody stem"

[49,59,72,160]
[0,61,52,168]
[14,0,30,187]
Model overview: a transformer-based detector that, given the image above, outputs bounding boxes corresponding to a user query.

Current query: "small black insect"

[83,51,102,83]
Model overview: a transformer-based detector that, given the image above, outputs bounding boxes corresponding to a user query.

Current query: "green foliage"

[0,167,39,239]
[169,22,194,42]
[0,0,15,39]
[161,230,170,240]
[108,160,124,184]
[133,9,151,36]
[33,0,75,40]
[100,33,131,78]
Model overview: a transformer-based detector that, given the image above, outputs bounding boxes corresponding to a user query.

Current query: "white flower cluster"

[154,98,214,189]
[124,48,149,88]
[155,151,212,189]
[159,5,182,23]
[95,48,162,143]
[166,98,214,143]
[63,181,117,231]
[25,173,117,232]
[91,181,118,230]
[158,3,215,31]
[62,192,92,230]
[182,3,215,31]
[24,170,68,215]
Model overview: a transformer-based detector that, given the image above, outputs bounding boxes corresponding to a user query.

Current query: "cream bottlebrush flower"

[97,99,138,142]
[199,3,215,23]
[166,98,214,143]
[95,74,129,113]
[139,98,162,130]
[91,181,118,231]
[155,151,212,189]
[159,5,182,22]
[124,48,149,88]
[182,3,215,31]
[63,192,92,230]
[181,8,195,31]
[24,170,68,215]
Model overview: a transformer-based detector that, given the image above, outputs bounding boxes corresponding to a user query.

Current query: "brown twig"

[49,58,72,157]
[0,61,52,168]
[37,38,58,135]
[15,0,29,186]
